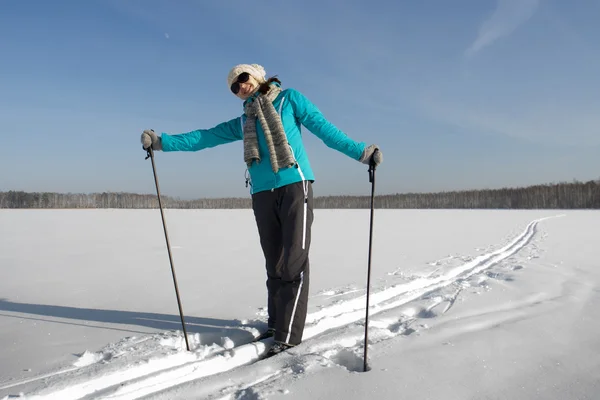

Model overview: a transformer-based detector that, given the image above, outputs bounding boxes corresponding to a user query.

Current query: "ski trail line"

[0,367,79,391]
[0,337,154,392]
[23,215,563,400]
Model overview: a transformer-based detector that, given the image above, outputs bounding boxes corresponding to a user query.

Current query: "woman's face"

[232,73,259,100]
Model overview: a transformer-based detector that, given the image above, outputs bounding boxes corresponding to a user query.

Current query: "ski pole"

[363,149,378,372]
[145,146,191,352]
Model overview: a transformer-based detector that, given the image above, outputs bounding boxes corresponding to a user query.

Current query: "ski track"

[6,215,562,400]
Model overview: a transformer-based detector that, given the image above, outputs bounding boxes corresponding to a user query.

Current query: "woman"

[141,63,382,357]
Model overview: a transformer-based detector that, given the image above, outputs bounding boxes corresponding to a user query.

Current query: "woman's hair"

[257,76,281,94]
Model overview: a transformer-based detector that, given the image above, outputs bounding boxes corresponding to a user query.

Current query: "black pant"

[252,180,314,346]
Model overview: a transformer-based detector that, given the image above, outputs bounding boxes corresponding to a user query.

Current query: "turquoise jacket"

[160,87,367,195]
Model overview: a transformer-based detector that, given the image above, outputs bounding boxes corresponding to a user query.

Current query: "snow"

[1,209,599,399]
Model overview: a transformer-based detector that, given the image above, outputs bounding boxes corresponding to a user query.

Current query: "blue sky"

[1,0,598,199]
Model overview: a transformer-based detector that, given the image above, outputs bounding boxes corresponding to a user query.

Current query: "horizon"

[1,0,599,199]
[2,176,597,201]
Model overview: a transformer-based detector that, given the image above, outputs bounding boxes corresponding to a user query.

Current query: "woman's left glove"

[360,144,383,166]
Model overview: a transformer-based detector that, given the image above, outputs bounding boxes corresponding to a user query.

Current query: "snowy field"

[0,208,598,400]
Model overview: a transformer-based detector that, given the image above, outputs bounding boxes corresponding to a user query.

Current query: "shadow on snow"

[0,298,262,343]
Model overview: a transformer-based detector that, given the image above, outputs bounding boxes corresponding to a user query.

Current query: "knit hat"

[227,64,267,89]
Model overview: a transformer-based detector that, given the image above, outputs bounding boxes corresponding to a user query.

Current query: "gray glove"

[141,129,162,151]
[359,144,382,166]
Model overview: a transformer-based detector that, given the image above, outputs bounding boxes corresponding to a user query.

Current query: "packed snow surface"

[0,209,598,399]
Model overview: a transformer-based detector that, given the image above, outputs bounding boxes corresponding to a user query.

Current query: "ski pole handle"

[368,148,379,183]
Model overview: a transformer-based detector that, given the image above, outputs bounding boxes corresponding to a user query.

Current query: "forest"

[1,180,598,209]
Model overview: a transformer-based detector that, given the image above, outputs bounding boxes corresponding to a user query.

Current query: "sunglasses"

[230,72,250,94]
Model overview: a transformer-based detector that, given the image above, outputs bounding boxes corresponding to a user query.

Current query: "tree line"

[1,180,599,209]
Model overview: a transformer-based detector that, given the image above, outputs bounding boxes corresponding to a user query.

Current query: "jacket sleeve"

[160,117,243,152]
[287,88,366,160]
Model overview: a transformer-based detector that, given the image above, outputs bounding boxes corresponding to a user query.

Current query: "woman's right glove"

[140,129,162,151]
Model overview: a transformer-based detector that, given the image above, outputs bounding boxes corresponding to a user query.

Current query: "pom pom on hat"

[227,64,267,89]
